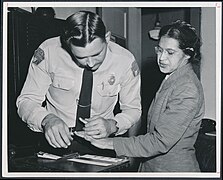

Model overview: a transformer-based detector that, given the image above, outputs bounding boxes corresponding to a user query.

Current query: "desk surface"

[8,136,130,172]
[9,154,130,172]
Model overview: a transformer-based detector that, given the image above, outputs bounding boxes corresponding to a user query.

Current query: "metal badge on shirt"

[32,48,45,65]
[108,74,115,85]
[100,73,115,90]
[131,61,139,77]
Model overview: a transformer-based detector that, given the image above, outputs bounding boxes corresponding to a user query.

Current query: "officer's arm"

[113,60,142,136]
[16,47,51,132]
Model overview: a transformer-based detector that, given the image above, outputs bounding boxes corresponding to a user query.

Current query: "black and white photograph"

[1,1,221,179]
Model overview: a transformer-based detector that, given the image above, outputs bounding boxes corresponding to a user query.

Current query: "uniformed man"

[16,11,141,153]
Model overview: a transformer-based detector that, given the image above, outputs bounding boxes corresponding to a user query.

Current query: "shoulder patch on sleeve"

[131,61,140,77]
[32,48,45,65]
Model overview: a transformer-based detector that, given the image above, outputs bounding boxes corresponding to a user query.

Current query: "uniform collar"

[94,41,112,72]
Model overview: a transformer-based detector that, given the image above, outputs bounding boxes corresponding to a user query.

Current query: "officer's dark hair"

[35,7,55,18]
[159,20,201,64]
[61,11,106,47]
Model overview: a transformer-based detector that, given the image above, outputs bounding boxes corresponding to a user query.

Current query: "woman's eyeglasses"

[154,46,179,57]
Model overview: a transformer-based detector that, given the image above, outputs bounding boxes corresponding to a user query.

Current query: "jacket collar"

[162,63,194,90]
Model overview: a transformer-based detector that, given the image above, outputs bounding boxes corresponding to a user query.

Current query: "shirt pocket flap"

[52,76,74,90]
[97,84,120,97]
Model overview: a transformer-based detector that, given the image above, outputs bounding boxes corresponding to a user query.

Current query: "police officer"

[16,11,141,152]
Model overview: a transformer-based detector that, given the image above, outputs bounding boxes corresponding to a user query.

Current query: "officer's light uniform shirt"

[16,37,141,135]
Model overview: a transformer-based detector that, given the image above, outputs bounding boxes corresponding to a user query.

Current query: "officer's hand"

[80,116,117,139]
[41,113,73,148]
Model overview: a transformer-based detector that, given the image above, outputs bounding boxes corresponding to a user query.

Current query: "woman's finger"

[74,131,85,138]
[85,129,100,136]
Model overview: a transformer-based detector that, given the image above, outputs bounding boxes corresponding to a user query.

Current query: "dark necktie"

[75,69,93,130]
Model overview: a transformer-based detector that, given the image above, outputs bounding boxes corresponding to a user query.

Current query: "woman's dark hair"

[61,11,106,47]
[159,20,201,64]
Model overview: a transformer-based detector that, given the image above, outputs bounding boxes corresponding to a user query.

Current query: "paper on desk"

[37,152,123,166]
[37,151,61,160]
[67,154,125,166]
[68,158,113,166]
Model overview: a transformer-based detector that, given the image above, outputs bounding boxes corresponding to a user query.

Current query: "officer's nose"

[86,57,94,68]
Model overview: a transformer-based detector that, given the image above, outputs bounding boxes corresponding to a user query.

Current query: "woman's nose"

[159,51,168,60]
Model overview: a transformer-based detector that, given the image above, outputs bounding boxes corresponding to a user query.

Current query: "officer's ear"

[105,31,111,43]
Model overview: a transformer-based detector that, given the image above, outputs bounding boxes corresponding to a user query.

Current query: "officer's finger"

[52,129,69,148]
[45,134,56,148]
[79,117,88,124]
[45,130,61,148]
[48,128,67,148]
[87,116,100,121]
[84,119,102,128]
[64,126,73,141]
[59,129,72,147]
[85,116,104,126]
[83,124,101,132]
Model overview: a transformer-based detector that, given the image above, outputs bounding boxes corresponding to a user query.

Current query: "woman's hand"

[79,116,117,139]
[75,131,114,150]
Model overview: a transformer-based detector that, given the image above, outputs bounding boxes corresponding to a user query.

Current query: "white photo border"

[2,1,222,178]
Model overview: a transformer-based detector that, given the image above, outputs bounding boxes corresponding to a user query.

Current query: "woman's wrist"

[109,119,119,136]
[108,138,115,150]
